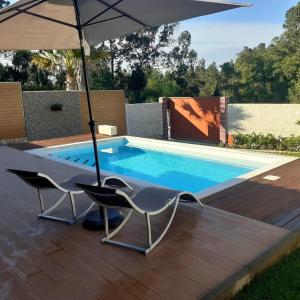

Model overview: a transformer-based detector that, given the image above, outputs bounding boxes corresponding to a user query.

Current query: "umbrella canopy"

[0,0,248,50]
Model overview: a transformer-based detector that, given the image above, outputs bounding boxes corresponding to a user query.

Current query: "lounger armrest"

[7,168,38,177]
[179,193,198,203]
[102,176,134,191]
[179,192,204,207]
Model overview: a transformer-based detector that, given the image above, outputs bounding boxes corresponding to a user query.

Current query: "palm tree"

[32,48,109,90]
[32,50,80,90]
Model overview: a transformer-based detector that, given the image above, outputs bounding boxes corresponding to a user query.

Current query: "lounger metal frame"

[8,169,132,225]
[33,173,92,224]
[83,183,204,254]
[37,174,133,224]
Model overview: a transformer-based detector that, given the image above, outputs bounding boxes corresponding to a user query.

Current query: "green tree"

[144,70,181,102]
[232,44,288,102]
[123,23,177,70]
[96,38,126,89]
[92,24,177,102]
[166,31,198,96]
[0,51,54,90]
[127,67,147,103]
[219,61,239,98]
[32,50,79,90]
[271,2,300,102]
[198,62,220,97]
[32,48,107,90]
[0,0,9,9]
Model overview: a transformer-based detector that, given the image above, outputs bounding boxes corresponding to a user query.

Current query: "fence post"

[159,97,170,140]
[220,96,228,144]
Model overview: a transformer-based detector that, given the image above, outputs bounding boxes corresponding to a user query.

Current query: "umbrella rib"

[84,14,125,27]
[83,0,123,26]
[95,0,148,27]
[0,0,45,24]
[14,8,77,28]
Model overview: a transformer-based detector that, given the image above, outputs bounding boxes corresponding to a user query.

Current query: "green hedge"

[232,133,300,152]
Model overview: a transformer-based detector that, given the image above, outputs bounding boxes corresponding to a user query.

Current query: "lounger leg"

[102,209,150,252]
[37,189,45,213]
[38,192,75,224]
[196,199,204,208]
[145,213,152,248]
[102,198,180,255]
[103,207,109,236]
[102,209,133,240]
[144,197,180,254]
[38,190,95,224]
[75,202,96,221]
[70,193,77,221]
[39,193,68,215]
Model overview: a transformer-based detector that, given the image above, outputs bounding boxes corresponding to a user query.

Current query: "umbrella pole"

[73,0,101,187]
[73,0,123,230]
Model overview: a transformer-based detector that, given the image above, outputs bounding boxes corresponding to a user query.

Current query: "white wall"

[126,103,163,137]
[228,104,300,137]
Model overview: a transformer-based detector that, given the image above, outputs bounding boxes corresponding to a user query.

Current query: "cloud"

[178,21,284,65]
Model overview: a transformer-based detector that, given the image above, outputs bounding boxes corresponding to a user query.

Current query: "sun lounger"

[7,169,132,224]
[76,183,204,254]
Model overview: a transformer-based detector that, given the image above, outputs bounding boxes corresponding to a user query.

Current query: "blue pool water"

[47,140,254,193]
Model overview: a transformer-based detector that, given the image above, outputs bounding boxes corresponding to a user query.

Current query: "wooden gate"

[80,90,127,135]
[0,82,26,140]
[168,97,227,143]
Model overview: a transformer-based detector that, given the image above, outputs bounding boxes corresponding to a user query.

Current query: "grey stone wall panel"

[23,91,81,141]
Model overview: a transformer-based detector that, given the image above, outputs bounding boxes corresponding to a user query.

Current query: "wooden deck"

[0,146,295,300]
[9,133,107,151]
[205,159,300,231]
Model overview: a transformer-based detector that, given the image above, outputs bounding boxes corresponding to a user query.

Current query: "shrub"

[232,133,300,152]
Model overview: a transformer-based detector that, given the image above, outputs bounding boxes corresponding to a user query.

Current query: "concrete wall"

[23,91,81,141]
[228,104,300,137]
[126,103,163,137]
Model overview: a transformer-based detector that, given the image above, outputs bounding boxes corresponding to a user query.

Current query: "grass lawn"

[234,248,300,300]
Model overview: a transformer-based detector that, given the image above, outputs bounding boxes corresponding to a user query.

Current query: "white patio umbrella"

[0,0,248,188]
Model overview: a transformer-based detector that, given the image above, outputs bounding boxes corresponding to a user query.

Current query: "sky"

[3,0,299,66]
[178,0,299,66]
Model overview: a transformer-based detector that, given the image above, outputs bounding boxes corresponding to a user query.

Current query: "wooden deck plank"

[0,270,40,300]
[0,145,294,299]
[8,133,108,150]
[204,158,300,229]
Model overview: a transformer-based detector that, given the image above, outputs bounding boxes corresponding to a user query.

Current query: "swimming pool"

[29,136,294,196]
